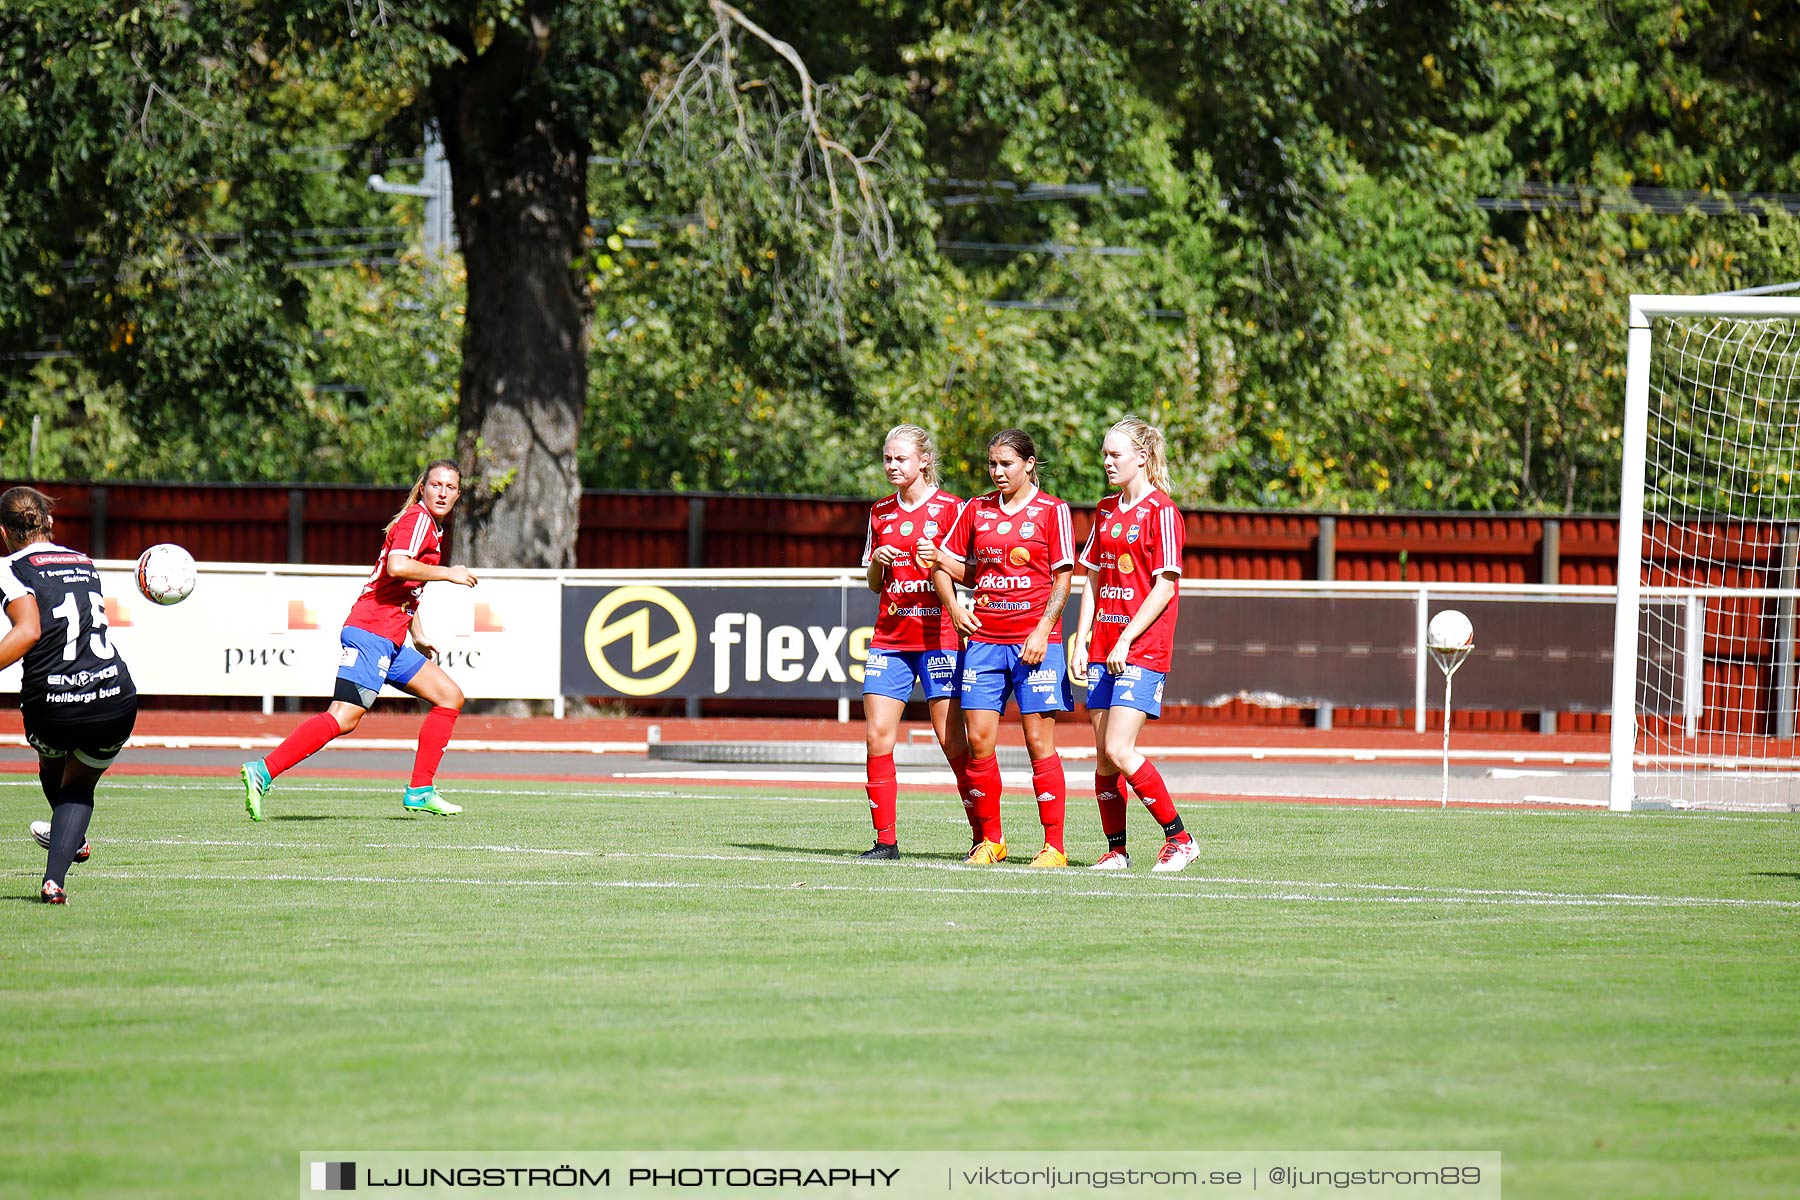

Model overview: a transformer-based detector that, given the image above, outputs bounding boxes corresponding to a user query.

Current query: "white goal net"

[1610,295,1800,811]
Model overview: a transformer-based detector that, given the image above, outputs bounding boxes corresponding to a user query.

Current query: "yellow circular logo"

[1117,551,1136,575]
[1008,546,1031,566]
[582,586,697,696]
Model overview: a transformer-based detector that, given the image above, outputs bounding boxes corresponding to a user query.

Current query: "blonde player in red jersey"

[238,460,477,820]
[932,429,1076,867]
[856,424,971,860]
[1072,418,1199,872]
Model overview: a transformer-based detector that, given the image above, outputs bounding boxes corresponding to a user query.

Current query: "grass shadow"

[732,840,971,864]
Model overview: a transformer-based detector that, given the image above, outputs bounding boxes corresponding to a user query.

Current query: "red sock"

[948,752,981,841]
[1031,755,1066,852]
[1127,759,1184,835]
[967,754,1004,844]
[1095,771,1127,848]
[865,753,898,843]
[264,713,341,779]
[409,706,460,788]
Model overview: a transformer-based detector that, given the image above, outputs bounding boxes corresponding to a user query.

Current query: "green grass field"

[3,775,1797,1199]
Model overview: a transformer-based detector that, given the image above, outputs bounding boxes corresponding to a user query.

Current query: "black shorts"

[25,706,139,770]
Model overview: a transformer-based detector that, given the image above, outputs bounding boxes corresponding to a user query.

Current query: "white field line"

[0,734,1612,765]
[6,777,1791,819]
[61,868,1800,910]
[49,835,1800,911]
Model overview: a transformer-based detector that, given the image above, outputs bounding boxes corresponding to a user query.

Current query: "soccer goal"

[1610,294,1800,811]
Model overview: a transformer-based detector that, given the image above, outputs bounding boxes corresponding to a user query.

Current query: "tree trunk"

[432,22,590,569]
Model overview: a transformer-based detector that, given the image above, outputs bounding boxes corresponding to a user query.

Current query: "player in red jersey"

[856,424,971,860]
[932,428,1076,867]
[1072,418,1199,872]
[238,460,477,820]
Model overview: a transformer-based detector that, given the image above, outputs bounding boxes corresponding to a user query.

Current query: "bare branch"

[637,0,905,339]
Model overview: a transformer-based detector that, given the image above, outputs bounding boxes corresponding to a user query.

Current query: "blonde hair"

[386,460,461,534]
[0,486,55,543]
[883,423,939,487]
[1109,417,1170,493]
[988,428,1040,484]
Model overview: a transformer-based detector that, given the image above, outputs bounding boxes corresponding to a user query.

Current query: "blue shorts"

[1084,663,1167,718]
[335,626,428,708]
[862,647,959,702]
[957,640,1073,714]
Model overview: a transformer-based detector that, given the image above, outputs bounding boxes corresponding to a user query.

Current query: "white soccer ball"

[135,543,197,605]
[1427,608,1474,652]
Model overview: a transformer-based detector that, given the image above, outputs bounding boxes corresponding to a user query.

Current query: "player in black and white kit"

[0,487,138,904]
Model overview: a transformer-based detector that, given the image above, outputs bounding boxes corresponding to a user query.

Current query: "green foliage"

[3,0,1799,517]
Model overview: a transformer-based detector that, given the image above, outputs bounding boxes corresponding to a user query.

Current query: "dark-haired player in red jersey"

[1072,417,1199,872]
[932,428,1076,867]
[239,460,477,820]
[855,424,972,860]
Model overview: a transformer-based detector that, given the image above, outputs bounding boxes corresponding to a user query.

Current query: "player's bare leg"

[400,663,464,815]
[960,707,1006,862]
[1022,712,1067,868]
[1102,706,1196,872]
[860,693,906,859]
[1089,708,1131,870]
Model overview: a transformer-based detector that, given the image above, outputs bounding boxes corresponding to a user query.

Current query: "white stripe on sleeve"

[1052,502,1074,569]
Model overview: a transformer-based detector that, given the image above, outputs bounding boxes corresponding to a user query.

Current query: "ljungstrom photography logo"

[310,1161,356,1191]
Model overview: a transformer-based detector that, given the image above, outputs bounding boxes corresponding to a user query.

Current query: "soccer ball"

[1426,608,1474,652]
[135,543,197,605]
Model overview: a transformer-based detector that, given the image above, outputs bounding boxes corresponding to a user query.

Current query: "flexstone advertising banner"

[561,582,882,700]
[0,566,560,701]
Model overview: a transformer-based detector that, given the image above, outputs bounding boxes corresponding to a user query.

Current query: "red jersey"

[863,488,962,651]
[344,503,442,643]
[1079,489,1184,671]
[941,487,1075,644]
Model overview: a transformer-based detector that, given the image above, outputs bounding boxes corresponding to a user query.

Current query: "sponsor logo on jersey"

[899,521,913,536]
[927,505,942,517]
[977,522,992,532]
[1019,521,1035,539]
[1008,546,1031,566]
[882,523,894,534]
[1126,524,1141,543]
[997,522,1012,535]
[1117,551,1136,575]
[1098,585,1135,601]
[976,573,1034,592]
[1026,506,1042,518]
[46,665,120,689]
[1111,523,1124,538]
[923,521,939,538]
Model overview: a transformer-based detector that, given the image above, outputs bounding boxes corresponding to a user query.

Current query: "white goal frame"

[1609,294,1800,811]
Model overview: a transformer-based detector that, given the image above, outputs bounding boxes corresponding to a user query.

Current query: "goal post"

[1609,293,1800,811]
